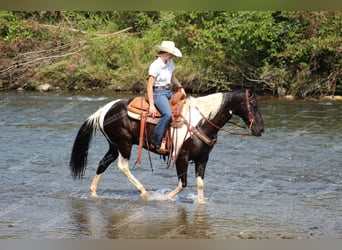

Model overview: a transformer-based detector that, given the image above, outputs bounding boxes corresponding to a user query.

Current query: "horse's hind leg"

[90,145,118,197]
[117,152,150,199]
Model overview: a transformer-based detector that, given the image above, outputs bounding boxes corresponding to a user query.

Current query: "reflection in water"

[68,197,211,239]
[191,205,211,238]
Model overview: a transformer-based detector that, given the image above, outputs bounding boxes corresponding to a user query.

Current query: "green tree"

[1,11,341,97]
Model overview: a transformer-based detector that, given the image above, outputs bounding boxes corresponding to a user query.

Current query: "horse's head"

[235,89,264,136]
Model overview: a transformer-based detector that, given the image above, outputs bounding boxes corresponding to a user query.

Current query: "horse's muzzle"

[251,127,264,136]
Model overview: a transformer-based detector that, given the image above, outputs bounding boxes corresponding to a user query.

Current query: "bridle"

[169,90,256,167]
[245,89,255,129]
[196,89,255,136]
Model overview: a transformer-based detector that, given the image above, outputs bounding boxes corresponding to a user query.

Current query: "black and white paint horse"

[69,89,264,203]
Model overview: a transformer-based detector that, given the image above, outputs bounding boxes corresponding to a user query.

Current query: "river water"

[0,91,341,239]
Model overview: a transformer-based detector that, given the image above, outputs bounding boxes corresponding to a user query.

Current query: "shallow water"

[0,92,341,239]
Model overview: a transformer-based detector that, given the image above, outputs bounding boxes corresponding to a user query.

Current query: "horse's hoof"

[90,191,98,198]
[141,191,151,200]
[196,198,208,204]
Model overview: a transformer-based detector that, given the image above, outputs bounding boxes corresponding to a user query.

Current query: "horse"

[69,89,264,203]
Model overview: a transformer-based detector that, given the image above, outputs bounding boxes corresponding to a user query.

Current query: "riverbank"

[1,11,341,100]
[2,83,342,102]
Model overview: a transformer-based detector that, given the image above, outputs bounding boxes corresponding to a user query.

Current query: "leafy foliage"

[0,11,341,97]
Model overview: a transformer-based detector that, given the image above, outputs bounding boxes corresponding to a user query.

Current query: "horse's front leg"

[117,153,150,199]
[163,152,188,200]
[162,179,184,200]
[196,176,206,204]
[195,155,209,204]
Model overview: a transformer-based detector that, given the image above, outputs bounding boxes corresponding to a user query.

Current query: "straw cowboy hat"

[153,41,182,57]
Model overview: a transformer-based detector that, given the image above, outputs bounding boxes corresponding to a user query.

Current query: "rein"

[194,89,255,137]
[145,90,255,168]
[195,106,250,136]
[168,90,255,168]
[245,89,255,129]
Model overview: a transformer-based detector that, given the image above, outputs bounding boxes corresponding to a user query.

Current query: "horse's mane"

[186,92,237,118]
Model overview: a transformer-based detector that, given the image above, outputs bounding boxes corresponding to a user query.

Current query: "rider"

[147,41,185,153]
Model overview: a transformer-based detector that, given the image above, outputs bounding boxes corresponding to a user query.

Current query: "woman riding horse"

[147,41,186,154]
[69,89,264,203]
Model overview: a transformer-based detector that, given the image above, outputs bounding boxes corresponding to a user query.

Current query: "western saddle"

[127,91,187,163]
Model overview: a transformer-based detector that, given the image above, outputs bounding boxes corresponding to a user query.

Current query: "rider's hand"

[180,87,186,97]
[148,105,157,118]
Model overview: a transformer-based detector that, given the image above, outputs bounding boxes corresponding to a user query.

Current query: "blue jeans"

[152,89,172,147]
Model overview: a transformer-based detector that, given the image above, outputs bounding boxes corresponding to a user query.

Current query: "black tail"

[69,119,97,179]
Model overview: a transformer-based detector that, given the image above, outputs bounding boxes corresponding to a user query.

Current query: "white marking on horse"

[171,93,223,158]
[99,100,121,131]
[196,176,206,204]
[86,99,120,144]
[117,153,150,199]
[90,173,103,197]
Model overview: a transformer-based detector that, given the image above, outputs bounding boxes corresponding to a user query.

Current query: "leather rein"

[189,89,255,147]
